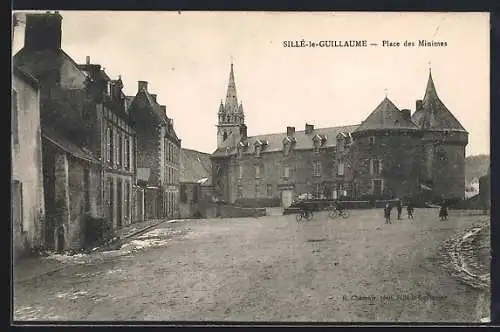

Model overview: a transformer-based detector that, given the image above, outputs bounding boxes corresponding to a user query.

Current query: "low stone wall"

[203,202,266,219]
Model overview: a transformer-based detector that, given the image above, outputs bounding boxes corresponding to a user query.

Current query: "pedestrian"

[407,201,414,220]
[396,199,403,220]
[439,201,448,221]
[384,203,392,224]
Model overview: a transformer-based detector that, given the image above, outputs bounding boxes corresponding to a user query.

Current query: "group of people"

[383,199,449,224]
[384,200,414,224]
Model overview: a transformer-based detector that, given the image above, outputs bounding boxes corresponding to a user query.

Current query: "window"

[337,160,345,176]
[180,184,187,203]
[369,136,376,145]
[369,159,382,176]
[255,183,260,198]
[255,165,260,178]
[124,181,129,222]
[124,136,130,169]
[267,184,273,197]
[107,82,112,97]
[314,183,322,199]
[193,186,199,203]
[313,160,321,177]
[106,126,113,164]
[238,165,243,179]
[237,185,243,199]
[223,131,228,141]
[255,145,261,157]
[372,179,383,196]
[118,132,123,166]
[12,89,19,148]
[283,166,290,178]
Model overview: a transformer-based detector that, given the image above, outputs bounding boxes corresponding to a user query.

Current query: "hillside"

[465,154,490,183]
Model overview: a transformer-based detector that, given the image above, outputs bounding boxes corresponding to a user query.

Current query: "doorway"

[281,189,294,208]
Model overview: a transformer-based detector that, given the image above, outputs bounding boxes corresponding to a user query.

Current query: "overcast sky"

[12,11,489,156]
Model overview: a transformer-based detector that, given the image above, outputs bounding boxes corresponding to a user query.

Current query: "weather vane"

[384,88,388,98]
[428,61,432,72]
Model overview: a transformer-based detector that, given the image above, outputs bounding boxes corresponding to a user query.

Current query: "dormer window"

[255,145,261,157]
[107,82,112,97]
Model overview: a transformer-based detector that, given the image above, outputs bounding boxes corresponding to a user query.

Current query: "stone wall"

[12,73,45,259]
[223,146,343,203]
[350,131,422,199]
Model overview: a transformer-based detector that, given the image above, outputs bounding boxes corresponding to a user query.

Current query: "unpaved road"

[13,208,489,322]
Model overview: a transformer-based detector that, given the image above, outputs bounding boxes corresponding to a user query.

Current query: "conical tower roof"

[411,70,467,132]
[224,63,238,113]
[355,97,418,132]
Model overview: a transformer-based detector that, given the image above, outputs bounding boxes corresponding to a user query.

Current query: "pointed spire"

[424,65,438,101]
[218,100,225,114]
[225,62,238,113]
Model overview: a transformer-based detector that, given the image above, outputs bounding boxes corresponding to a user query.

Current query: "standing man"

[407,201,414,220]
[396,199,403,220]
[384,203,392,224]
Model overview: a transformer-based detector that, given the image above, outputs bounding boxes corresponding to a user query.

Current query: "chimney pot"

[305,123,314,134]
[416,99,423,111]
[287,126,296,137]
[138,81,148,92]
[86,56,90,64]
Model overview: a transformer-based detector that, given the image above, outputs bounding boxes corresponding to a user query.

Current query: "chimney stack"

[401,109,411,120]
[86,56,90,64]
[305,123,314,134]
[287,126,295,137]
[138,81,148,92]
[240,124,248,140]
[416,100,423,111]
[151,94,157,102]
[24,12,63,51]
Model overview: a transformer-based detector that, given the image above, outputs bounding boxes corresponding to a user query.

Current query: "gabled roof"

[13,48,88,87]
[129,88,168,125]
[355,97,418,132]
[211,124,359,157]
[412,70,467,132]
[180,148,212,184]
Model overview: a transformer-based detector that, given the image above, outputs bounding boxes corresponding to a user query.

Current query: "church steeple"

[225,62,238,113]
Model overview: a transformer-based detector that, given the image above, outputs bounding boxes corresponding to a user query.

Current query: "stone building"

[211,64,468,207]
[14,12,105,250]
[179,148,213,218]
[78,57,136,230]
[128,81,181,220]
[12,66,46,260]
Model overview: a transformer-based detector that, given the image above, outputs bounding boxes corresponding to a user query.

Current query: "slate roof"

[411,71,467,132]
[212,124,359,157]
[355,97,419,132]
[180,148,212,184]
[42,125,100,164]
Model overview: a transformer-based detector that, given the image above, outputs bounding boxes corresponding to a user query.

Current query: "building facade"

[128,81,181,220]
[12,66,46,259]
[14,12,105,250]
[211,64,468,207]
[78,57,136,231]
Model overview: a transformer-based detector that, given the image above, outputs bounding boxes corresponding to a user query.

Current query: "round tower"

[351,97,422,200]
[411,69,468,200]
